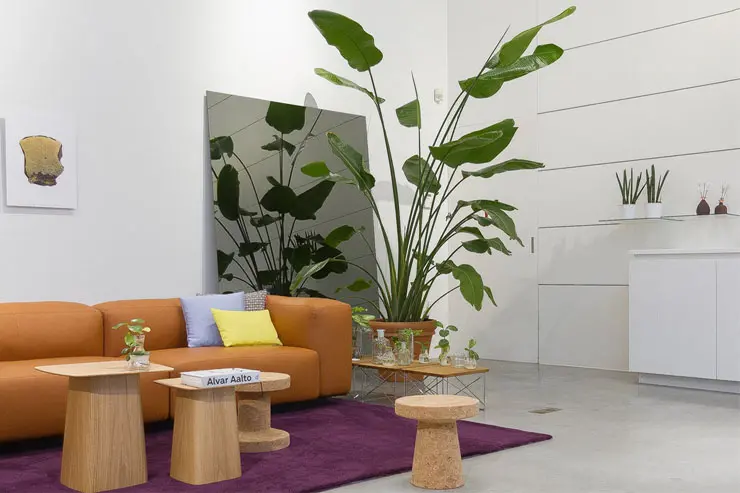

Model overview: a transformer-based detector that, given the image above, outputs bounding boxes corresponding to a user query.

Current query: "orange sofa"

[0,295,351,442]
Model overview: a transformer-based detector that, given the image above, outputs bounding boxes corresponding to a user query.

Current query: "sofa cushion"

[149,346,320,409]
[95,298,187,356]
[0,356,170,442]
[0,302,102,362]
[181,292,245,348]
[212,309,282,347]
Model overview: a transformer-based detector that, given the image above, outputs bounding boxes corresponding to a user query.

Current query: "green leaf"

[266,176,280,187]
[402,155,440,194]
[222,274,234,281]
[456,226,485,239]
[217,250,235,278]
[210,136,234,160]
[462,238,512,256]
[451,264,484,311]
[216,164,240,221]
[130,318,145,324]
[327,132,375,191]
[314,68,384,103]
[290,258,332,294]
[257,270,280,284]
[120,348,129,355]
[439,329,449,338]
[301,161,331,177]
[396,99,421,128]
[325,225,362,248]
[261,135,296,156]
[463,200,522,246]
[308,10,383,72]
[462,158,544,178]
[239,242,267,257]
[448,325,459,332]
[250,215,279,227]
[240,208,257,217]
[490,7,576,68]
[285,244,312,273]
[484,285,497,306]
[261,185,297,214]
[337,278,372,293]
[112,323,127,330]
[265,101,306,134]
[463,44,564,98]
[290,181,335,220]
[312,246,347,276]
[124,332,135,346]
[436,260,457,274]
[429,120,517,168]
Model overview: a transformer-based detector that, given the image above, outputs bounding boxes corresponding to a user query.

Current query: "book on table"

[180,368,261,388]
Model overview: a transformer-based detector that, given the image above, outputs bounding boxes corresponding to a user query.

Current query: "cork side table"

[235,372,291,453]
[395,395,479,490]
[155,378,241,485]
[35,361,173,493]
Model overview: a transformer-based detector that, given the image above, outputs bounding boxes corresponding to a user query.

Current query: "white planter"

[645,202,663,219]
[621,204,637,220]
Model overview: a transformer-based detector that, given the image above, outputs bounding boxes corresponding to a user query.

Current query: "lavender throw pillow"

[181,292,245,347]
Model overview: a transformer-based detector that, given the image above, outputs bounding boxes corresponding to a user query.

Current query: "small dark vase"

[696,199,711,215]
[715,200,728,214]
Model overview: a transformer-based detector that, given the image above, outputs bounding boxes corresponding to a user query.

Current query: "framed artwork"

[3,113,77,209]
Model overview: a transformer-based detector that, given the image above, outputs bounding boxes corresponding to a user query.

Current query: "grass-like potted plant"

[112,318,151,370]
[644,164,669,219]
[293,7,575,350]
[616,168,645,219]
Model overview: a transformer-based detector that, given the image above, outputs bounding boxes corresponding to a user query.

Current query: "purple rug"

[0,399,551,493]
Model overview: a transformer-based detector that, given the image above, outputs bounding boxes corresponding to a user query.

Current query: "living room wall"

[0,0,449,324]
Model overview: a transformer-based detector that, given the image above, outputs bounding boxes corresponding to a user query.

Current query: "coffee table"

[395,395,479,490]
[154,378,241,485]
[235,372,291,453]
[35,360,173,493]
[352,358,488,408]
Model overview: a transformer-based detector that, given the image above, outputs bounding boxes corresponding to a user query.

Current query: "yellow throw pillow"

[211,309,282,347]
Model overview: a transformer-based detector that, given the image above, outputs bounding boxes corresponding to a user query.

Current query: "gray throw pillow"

[245,290,268,311]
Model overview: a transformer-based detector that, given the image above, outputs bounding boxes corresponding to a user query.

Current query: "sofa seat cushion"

[0,356,170,442]
[149,346,320,408]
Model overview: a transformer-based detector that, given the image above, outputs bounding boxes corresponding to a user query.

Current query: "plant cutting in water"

[112,318,151,360]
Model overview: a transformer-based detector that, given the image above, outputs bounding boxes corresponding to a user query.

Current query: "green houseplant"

[616,168,645,220]
[434,322,458,366]
[644,164,669,218]
[351,305,375,358]
[464,339,480,369]
[293,8,575,344]
[112,318,151,369]
[212,101,355,296]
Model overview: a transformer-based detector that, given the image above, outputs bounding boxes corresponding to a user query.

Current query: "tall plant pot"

[368,320,437,359]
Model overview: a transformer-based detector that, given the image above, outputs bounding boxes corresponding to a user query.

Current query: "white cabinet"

[629,258,717,379]
[629,250,740,388]
[717,259,740,381]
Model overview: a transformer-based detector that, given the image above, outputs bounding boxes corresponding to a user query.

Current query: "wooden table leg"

[410,419,464,490]
[61,374,147,493]
[170,386,241,485]
[237,392,290,453]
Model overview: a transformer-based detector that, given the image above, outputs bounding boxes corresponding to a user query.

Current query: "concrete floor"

[336,361,740,493]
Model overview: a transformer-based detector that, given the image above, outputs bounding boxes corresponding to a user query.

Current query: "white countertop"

[630,248,740,256]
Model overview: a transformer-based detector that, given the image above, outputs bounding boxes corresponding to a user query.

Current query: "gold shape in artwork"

[19,135,64,186]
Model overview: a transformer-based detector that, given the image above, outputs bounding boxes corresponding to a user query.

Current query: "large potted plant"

[293,8,575,349]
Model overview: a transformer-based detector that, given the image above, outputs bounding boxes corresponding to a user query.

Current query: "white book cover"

[180,368,260,388]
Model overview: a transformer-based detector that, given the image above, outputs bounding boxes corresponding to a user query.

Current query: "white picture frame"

[3,113,77,209]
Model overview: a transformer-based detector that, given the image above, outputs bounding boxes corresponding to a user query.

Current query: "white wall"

[448,0,740,369]
[0,0,449,322]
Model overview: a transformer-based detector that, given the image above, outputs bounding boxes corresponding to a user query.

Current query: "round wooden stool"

[235,372,291,453]
[395,395,479,490]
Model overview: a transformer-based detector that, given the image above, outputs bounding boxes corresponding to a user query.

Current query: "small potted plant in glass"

[616,168,645,219]
[644,164,669,219]
[351,306,375,360]
[417,342,430,363]
[464,339,480,369]
[434,322,457,366]
[112,318,151,370]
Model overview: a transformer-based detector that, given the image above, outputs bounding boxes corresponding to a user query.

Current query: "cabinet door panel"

[629,258,716,378]
[716,259,740,381]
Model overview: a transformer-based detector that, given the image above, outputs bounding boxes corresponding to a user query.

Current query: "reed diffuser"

[696,182,711,215]
[716,184,729,214]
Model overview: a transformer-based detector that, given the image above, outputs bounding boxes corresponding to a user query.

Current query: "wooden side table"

[154,378,241,485]
[35,361,173,493]
[395,395,479,490]
[235,372,291,453]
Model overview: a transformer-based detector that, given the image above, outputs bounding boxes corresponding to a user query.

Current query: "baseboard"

[638,373,740,394]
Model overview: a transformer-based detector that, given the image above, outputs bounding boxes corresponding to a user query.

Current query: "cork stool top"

[235,372,291,393]
[395,395,479,421]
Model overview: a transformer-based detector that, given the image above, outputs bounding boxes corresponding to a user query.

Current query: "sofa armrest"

[266,295,352,397]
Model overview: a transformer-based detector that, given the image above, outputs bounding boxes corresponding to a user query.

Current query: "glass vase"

[453,353,466,368]
[373,329,392,364]
[396,342,412,366]
[439,350,450,366]
[127,352,150,370]
[418,350,430,364]
[464,355,478,370]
